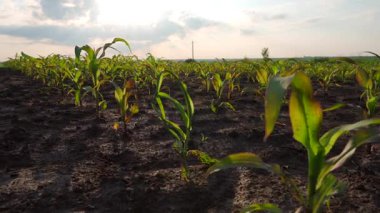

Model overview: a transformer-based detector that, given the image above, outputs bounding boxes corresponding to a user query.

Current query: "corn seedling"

[210,73,236,113]
[355,51,380,117]
[225,71,241,100]
[112,79,139,133]
[152,71,195,181]
[66,66,85,106]
[339,56,380,118]
[198,64,211,92]
[208,72,380,213]
[75,38,131,115]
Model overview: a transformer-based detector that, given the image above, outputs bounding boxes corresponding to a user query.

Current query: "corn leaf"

[325,128,379,173]
[323,103,346,112]
[356,68,371,89]
[115,87,123,103]
[289,72,323,154]
[365,51,380,60]
[187,150,218,166]
[99,37,132,58]
[241,203,282,213]
[130,104,139,115]
[207,152,272,174]
[158,91,190,128]
[312,174,343,212]
[319,118,380,155]
[264,74,294,141]
[180,82,195,117]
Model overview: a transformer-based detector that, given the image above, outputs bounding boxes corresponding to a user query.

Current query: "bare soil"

[0,68,379,212]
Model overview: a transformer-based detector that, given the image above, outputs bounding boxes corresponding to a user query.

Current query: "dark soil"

[0,68,379,212]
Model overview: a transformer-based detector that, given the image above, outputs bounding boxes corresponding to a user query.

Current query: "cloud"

[0,0,230,59]
[37,0,98,21]
[267,13,287,20]
[0,17,186,50]
[0,6,227,51]
[304,17,323,24]
[245,10,288,22]
[183,17,221,30]
[240,29,255,35]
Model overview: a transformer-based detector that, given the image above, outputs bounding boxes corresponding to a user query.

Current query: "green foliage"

[75,38,131,115]
[265,72,380,212]
[210,73,236,113]
[112,79,139,133]
[152,71,195,181]
[336,55,380,117]
[209,72,380,213]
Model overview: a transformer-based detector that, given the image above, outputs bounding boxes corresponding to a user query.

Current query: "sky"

[0,0,379,61]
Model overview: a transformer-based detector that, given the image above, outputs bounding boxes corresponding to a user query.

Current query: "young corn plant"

[66,67,85,106]
[112,80,139,133]
[152,71,195,182]
[75,38,131,115]
[340,55,380,118]
[208,72,380,213]
[316,66,337,93]
[225,71,241,100]
[254,67,271,97]
[355,51,380,118]
[198,64,211,92]
[210,73,236,113]
[355,67,379,118]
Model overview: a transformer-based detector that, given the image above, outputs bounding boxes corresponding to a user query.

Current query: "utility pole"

[192,41,194,60]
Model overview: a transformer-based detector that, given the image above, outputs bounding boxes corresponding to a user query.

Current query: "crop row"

[4,38,380,212]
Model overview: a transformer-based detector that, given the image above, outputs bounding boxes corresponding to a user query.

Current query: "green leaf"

[81,45,95,60]
[323,103,346,112]
[74,69,82,82]
[366,96,378,117]
[99,100,107,110]
[158,91,190,128]
[187,150,218,166]
[74,90,81,106]
[289,72,323,154]
[114,87,123,103]
[256,69,269,87]
[99,37,132,58]
[156,72,166,93]
[162,118,187,141]
[356,68,371,89]
[207,153,272,174]
[315,128,379,208]
[130,103,139,115]
[334,57,357,65]
[312,174,343,212]
[264,74,294,141]
[319,118,380,155]
[210,100,217,113]
[154,96,166,119]
[324,128,379,173]
[75,46,81,62]
[365,51,380,60]
[180,81,195,117]
[241,203,282,213]
[221,102,236,111]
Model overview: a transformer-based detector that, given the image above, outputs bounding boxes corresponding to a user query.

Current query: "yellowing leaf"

[125,79,135,90]
[130,103,139,114]
[356,69,371,89]
[289,72,323,154]
[264,74,294,141]
[113,122,120,130]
